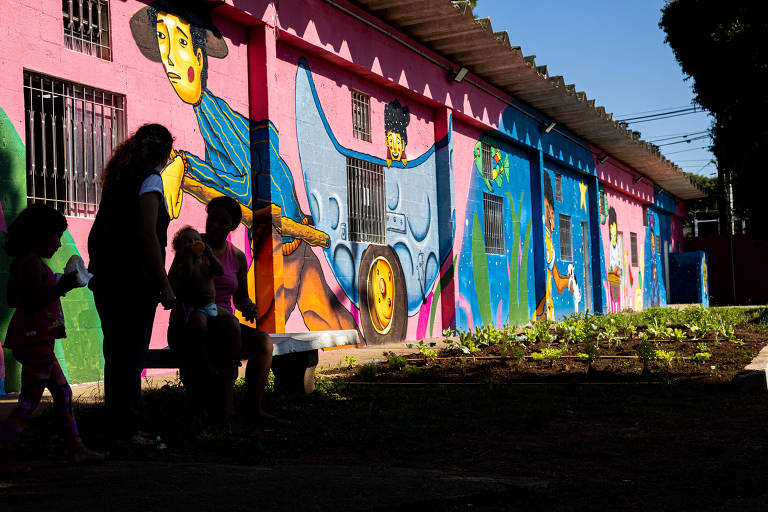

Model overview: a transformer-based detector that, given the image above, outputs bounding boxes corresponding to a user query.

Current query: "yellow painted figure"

[385,131,406,168]
[534,176,580,321]
[130,2,357,334]
[384,99,409,167]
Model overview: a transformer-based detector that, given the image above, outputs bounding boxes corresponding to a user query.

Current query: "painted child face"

[386,131,405,161]
[156,12,204,104]
[544,200,555,234]
[39,230,64,259]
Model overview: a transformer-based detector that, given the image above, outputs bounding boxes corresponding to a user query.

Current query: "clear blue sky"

[473,0,716,177]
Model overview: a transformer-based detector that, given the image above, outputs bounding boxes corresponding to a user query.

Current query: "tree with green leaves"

[660,0,768,238]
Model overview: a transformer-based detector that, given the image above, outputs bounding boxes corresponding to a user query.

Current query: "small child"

[169,226,241,426]
[169,226,227,366]
[0,204,105,471]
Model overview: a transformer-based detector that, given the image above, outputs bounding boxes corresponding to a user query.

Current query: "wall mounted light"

[453,67,469,83]
[599,155,609,164]
[633,175,646,184]
[543,121,556,133]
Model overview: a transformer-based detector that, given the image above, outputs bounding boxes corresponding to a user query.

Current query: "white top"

[138,173,168,212]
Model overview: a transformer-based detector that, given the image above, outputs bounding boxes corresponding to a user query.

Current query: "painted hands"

[162,150,185,219]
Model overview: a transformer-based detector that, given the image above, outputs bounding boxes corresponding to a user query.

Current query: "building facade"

[0,0,705,392]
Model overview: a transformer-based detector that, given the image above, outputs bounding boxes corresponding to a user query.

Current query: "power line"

[617,106,698,123]
[620,109,707,124]
[663,145,711,155]
[646,129,710,139]
[647,130,709,143]
[614,105,694,117]
[655,135,710,147]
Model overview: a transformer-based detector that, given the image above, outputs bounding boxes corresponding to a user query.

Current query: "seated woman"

[168,196,278,424]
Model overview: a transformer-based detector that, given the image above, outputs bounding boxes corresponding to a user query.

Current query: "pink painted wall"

[595,158,650,312]
[0,0,253,372]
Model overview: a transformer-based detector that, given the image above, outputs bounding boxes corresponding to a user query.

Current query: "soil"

[4,316,768,511]
[320,323,768,384]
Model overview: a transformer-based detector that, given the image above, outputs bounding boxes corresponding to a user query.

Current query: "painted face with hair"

[156,12,204,104]
[386,131,405,162]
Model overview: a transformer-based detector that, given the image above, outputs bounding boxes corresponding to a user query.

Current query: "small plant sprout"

[385,352,407,370]
[636,339,657,374]
[344,355,357,368]
[670,328,687,343]
[404,364,423,376]
[654,349,675,369]
[540,347,563,366]
[692,351,712,364]
[416,340,438,360]
[578,340,600,373]
[357,363,378,380]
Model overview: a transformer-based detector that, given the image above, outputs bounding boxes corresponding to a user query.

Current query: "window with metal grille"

[481,141,493,180]
[24,71,125,217]
[63,0,112,60]
[642,205,648,226]
[351,90,371,142]
[630,232,638,267]
[483,193,504,255]
[555,173,563,202]
[347,156,385,244]
[559,213,572,260]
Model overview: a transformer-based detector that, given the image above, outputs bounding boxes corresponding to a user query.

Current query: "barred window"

[630,232,638,267]
[351,90,371,142]
[24,71,125,217]
[555,173,563,202]
[559,213,572,260]
[63,0,112,60]
[347,156,385,244]
[483,193,504,255]
[481,141,493,180]
[643,205,649,226]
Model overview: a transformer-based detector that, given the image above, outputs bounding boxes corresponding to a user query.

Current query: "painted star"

[579,181,588,211]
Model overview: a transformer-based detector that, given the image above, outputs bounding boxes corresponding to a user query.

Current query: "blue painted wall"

[669,251,709,306]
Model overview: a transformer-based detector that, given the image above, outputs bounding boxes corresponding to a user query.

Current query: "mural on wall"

[295,58,454,343]
[130,0,356,334]
[384,100,409,168]
[534,171,580,321]
[645,210,669,308]
[0,107,103,392]
[598,192,645,313]
[456,136,533,330]
[0,198,5,394]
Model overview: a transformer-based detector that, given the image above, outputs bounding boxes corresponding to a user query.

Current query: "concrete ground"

[0,340,426,418]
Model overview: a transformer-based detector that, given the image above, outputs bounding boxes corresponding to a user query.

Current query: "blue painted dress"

[183,89,305,245]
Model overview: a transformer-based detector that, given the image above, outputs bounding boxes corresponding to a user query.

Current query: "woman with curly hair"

[88,123,175,446]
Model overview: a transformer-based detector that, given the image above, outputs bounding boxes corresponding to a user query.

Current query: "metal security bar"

[351,89,371,142]
[481,141,493,180]
[63,0,112,60]
[555,173,563,202]
[483,192,504,255]
[347,157,385,244]
[24,71,125,217]
[559,213,572,260]
[630,232,638,266]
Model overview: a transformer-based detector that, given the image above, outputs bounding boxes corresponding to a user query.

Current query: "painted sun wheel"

[357,245,408,344]
[367,256,395,334]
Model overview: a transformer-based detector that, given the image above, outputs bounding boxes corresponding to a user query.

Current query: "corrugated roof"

[350,0,705,200]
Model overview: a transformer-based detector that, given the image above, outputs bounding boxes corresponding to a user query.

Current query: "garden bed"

[321,307,768,384]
